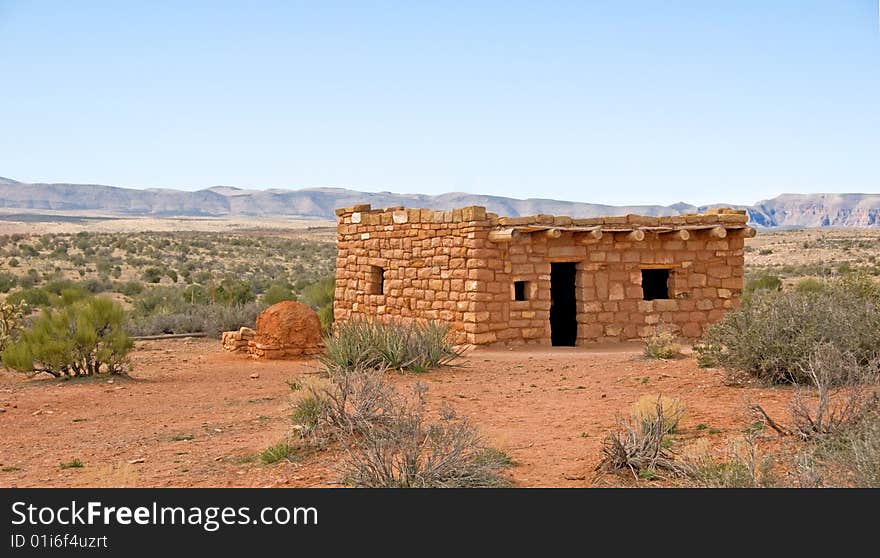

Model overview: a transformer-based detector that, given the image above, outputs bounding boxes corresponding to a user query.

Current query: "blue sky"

[0,1,877,205]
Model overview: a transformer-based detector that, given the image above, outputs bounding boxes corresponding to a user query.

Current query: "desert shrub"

[632,395,685,433]
[788,345,879,441]
[133,287,188,315]
[40,279,88,298]
[141,267,164,283]
[685,434,775,488]
[260,442,296,464]
[127,301,265,337]
[213,279,255,306]
[846,417,880,487]
[17,272,36,289]
[0,300,28,353]
[84,278,113,294]
[117,281,144,297]
[340,382,511,488]
[732,342,880,487]
[263,283,296,306]
[291,387,330,437]
[794,277,829,294]
[597,396,690,479]
[743,273,782,298]
[643,330,681,360]
[294,366,511,487]
[692,343,717,368]
[0,271,17,293]
[697,277,880,384]
[302,276,334,332]
[6,287,51,308]
[2,297,132,377]
[182,284,209,305]
[838,271,880,305]
[322,319,460,373]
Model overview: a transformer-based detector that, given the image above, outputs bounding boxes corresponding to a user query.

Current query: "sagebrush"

[597,396,690,479]
[696,274,880,383]
[291,366,512,488]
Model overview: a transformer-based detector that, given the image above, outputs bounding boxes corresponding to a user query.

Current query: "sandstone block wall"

[334,204,750,345]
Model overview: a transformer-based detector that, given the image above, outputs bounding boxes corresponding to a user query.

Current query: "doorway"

[550,262,577,346]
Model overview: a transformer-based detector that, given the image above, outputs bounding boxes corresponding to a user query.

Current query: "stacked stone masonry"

[334,203,752,346]
[221,327,254,353]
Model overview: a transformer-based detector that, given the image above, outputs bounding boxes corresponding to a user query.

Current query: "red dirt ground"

[0,339,796,488]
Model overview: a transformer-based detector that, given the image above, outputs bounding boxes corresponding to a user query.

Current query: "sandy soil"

[0,339,796,488]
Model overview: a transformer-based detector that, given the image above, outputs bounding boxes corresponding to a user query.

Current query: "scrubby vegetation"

[642,330,681,360]
[301,276,334,333]
[322,319,460,373]
[685,434,776,488]
[288,366,512,488]
[280,329,508,488]
[2,297,132,377]
[0,230,336,337]
[696,273,880,384]
[0,300,27,352]
[597,396,690,480]
[597,262,880,487]
[631,395,685,433]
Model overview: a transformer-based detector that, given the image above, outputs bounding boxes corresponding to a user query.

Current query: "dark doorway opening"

[550,262,577,346]
[641,268,670,300]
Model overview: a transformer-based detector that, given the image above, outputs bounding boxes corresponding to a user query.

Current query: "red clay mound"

[248,301,323,359]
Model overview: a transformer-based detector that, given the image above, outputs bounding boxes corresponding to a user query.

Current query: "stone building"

[333,204,753,346]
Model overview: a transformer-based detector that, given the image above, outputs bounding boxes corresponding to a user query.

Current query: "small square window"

[514,281,528,301]
[369,266,385,295]
[642,269,670,300]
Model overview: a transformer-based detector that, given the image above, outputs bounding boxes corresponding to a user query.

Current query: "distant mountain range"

[1,176,878,228]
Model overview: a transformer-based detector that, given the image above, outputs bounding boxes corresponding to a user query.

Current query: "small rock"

[0,408,6,413]
[107,379,114,384]
[128,458,145,465]
[249,373,260,379]
[31,409,42,416]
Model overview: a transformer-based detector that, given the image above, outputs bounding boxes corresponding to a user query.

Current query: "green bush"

[118,281,145,297]
[213,279,255,306]
[643,330,681,360]
[260,442,296,464]
[0,271,17,293]
[44,279,88,297]
[302,276,334,332]
[323,319,460,373]
[743,273,782,299]
[263,283,296,306]
[794,277,829,294]
[2,297,132,377]
[133,286,188,315]
[141,267,164,283]
[6,287,51,308]
[182,284,209,305]
[697,274,880,384]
